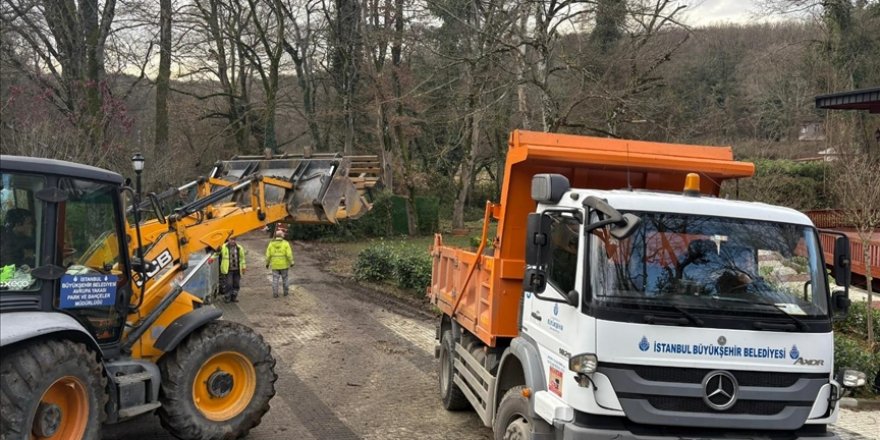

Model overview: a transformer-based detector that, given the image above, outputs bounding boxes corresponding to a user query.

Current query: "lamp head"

[132,153,145,173]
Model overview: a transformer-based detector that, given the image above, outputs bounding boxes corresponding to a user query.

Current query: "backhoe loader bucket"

[219,154,379,224]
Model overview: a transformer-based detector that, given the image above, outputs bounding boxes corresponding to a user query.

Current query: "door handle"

[530,311,542,321]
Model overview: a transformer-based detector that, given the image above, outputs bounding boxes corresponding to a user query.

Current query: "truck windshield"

[591,212,829,318]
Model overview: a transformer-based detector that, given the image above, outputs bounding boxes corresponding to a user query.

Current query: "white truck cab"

[513,174,863,439]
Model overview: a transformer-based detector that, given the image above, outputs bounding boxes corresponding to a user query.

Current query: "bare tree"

[183,0,259,150]
[833,154,880,344]
[362,0,394,187]
[1,0,117,146]
[281,0,326,151]
[155,0,172,153]
[241,0,286,153]
[325,0,362,154]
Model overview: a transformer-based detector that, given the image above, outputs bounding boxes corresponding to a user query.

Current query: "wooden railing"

[806,209,880,229]
[818,232,879,278]
[807,210,879,289]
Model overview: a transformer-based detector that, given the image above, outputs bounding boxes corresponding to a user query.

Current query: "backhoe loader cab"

[0,155,279,440]
[0,156,131,346]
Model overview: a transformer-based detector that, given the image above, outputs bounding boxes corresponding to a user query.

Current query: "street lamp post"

[132,153,145,196]
[130,153,147,313]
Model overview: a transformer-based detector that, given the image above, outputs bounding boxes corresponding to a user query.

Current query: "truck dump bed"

[430,130,755,346]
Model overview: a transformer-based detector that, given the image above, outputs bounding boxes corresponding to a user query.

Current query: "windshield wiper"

[644,304,704,327]
[752,303,808,331]
[709,296,809,331]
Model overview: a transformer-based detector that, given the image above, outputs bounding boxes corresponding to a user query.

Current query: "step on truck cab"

[429,130,866,440]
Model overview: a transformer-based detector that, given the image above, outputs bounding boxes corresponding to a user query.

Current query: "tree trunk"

[376,102,394,189]
[155,0,172,153]
[264,85,279,152]
[452,105,482,230]
[516,11,530,130]
[343,94,355,154]
[404,183,419,236]
[81,0,106,146]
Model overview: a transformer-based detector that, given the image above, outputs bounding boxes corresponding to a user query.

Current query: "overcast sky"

[681,0,785,26]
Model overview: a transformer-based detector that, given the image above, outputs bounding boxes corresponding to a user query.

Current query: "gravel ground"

[103,234,878,439]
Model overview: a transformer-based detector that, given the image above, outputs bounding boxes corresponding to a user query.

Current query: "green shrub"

[727,159,832,210]
[833,301,880,396]
[394,252,433,291]
[469,235,482,248]
[834,333,879,397]
[353,242,433,293]
[834,301,880,346]
[353,243,396,282]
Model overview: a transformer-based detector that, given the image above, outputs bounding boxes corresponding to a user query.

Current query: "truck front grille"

[628,364,825,388]
[645,396,797,415]
[598,363,828,431]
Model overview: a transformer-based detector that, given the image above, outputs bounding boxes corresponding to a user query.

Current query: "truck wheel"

[494,386,552,440]
[439,330,470,410]
[158,321,277,440]
[0,340,106,440]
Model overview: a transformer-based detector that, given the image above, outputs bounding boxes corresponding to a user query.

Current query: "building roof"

[815,87,880,113]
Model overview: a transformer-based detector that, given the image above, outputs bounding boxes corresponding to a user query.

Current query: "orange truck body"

[429,130,756,347]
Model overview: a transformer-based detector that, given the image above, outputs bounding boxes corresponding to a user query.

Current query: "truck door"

[522,211,583,386]
[54,177,130,345]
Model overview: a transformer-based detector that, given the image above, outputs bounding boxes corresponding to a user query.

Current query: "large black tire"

[493,386,552,440]
[0,339,106,440]
[439,330,470,410]
[158,321,277,440]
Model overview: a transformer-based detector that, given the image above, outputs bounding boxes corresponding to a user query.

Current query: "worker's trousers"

[272,268,289,297]
[223,270,241,301]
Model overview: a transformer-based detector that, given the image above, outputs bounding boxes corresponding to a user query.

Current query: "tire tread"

[0,339,106,440]
[157,320,277,440]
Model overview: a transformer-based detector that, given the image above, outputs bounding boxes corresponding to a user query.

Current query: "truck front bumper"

[552,419,839,440]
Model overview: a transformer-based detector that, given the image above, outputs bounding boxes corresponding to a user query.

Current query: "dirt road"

[104,234,491,440]
[104,234,876,440]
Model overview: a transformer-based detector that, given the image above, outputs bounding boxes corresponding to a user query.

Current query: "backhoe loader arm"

[116,153,379,360]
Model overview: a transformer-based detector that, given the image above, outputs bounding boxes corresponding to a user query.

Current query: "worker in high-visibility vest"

[220,237,246,302]
[265,229,293,298]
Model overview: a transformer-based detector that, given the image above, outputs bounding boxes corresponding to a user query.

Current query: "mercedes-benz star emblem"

[702,371,738,411]
[717,336,727,346]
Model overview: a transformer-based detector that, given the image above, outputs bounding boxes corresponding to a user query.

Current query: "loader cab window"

[0,172,44,292]
[546,213,581,294]
[57,178,127,343]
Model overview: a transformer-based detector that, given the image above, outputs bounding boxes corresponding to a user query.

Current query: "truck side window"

[546,213,581,293]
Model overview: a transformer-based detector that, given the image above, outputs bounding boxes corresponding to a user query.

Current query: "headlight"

[840,370,866,388]
[569,353,598,374]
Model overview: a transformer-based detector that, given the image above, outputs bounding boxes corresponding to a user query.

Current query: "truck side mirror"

[583,197,641,240]
[523,268,547,294]
[531,174,569,204]
[833,235,851,290]
[831,290,851,319]
[610,213,641,240]
[525,213,550,266]
[524,213,551,294]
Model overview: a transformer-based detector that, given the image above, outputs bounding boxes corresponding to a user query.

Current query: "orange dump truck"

[430,130,861,440]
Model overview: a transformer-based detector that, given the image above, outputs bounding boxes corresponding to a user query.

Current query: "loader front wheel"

[158,321,276,440]
[0,340,105,440]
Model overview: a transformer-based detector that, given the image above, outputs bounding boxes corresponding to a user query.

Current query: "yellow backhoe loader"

[0,152,378,439]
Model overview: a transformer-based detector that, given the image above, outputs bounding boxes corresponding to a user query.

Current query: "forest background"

[2,0,879,394]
